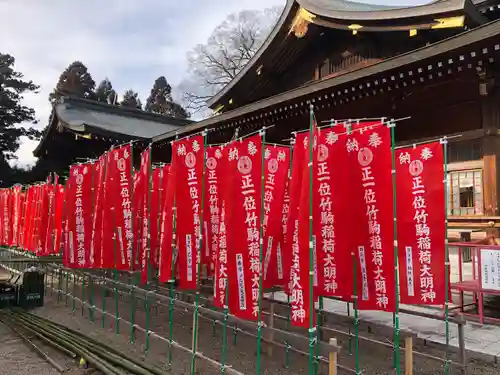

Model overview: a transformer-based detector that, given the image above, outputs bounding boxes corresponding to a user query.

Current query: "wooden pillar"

[481,91,500,225]
[328,338,338,375]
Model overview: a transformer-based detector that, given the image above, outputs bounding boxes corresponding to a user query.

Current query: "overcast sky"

[1,0,425,168]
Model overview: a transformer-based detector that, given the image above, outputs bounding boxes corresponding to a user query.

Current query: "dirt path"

[36,282,500,375]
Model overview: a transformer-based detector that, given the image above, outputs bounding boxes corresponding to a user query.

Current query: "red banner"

[150,167,162,269]
[90,156,105,266]
[114,145,133,270]
[172,136,204,290]
[64,163,94,268]
[203,146,224,278]
[158,164,175,283]
[284,133,307,295]
[225,135,262,321]
[37,181,49,255]
[132,169,142,270]
[213,147,229,308]
[53,184,65,255]
[290,130,317,328]
[21,186,33,251]
[277,179,290,287]
[396,142,446,305]
[41,175,57,255]
[101,152,115,269]
[314,127,353,299]
[10,186,22,247]
[345,122,395,312]
[0,189,11,246]
[262,146,290,288]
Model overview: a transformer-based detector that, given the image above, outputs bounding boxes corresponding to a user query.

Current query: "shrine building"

[34,96,193,176]
[153,0,500,238]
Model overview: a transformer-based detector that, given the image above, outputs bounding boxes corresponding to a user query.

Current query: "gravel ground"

[33,277,500,375]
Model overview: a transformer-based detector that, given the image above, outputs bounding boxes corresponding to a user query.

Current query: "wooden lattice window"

[447,170,484,216]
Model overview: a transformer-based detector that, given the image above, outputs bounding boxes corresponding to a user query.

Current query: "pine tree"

[0,53,41,185]
[49,61,96,103]
[120,89,142,109]
[95,78,116,103]
[145,76,189,119]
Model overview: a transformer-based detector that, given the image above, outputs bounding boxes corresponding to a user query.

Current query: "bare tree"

[179,6,282,117]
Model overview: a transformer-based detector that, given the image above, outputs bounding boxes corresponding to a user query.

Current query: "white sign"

[480,249,500,291]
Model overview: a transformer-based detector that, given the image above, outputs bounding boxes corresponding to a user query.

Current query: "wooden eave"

[154,18,500,144]
[297,0,468,21]
[34,96,193,158]
[207,0,489,110]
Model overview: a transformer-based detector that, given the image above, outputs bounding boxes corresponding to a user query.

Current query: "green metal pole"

[167,203,177,367]
[220,203,229,374]
[353,253,360,374]
[285,140,293,370]
[129,143,136,344]
[101,274,106,328]
[145,146,153,355]
[389,121,401,375]
[315,296,323,375]
[111,154,120,336]
[81,273,85,317]
[72,273,76,313]
[89,163,95,322]
[443,137,450,375]
[101,155,109,330]
[168,136,179,368]
[314,121,323,375]
[347,302,352,354]
[190,132,207,375]
[112,158,120,335]
[256,129,266,375]
[308,105,317,375]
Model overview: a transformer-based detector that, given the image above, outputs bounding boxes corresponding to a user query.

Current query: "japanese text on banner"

[396,142,446,305]
[346,122,395,312]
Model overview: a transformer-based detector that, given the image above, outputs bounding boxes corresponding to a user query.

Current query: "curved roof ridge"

[297,0,467,19]
[207,0,468,108]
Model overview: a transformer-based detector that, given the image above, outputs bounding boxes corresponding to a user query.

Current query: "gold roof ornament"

[431,16,465,29]
[289,7,316,38]
[348,24,363,35]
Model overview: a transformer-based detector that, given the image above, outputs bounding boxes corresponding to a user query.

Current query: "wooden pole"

[328,338,338,375]
[404,336,413,375]
[458,321,467,375]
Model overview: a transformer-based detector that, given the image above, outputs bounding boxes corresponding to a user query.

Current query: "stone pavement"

[271,291,500,361]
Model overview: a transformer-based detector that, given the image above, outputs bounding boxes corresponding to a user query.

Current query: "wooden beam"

[481,93,500,222]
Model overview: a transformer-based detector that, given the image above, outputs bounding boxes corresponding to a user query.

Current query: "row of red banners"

[0,122,448,327]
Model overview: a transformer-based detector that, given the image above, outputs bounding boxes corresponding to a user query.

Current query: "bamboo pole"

[89,166,95,323]
[285,138,294,370]
[101,154,109,330]
[190,131,207,375]
[442,137,451,375]
[267,295,275,357]
[167,203,177,367]
[389,121,402,375]
[256,129,266,375]
[145,146,153,354]
[308,105,317,375]
[353,253,360,375]
[112,151,120,335]
[129,144,136,343]
[221,225,229,374]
